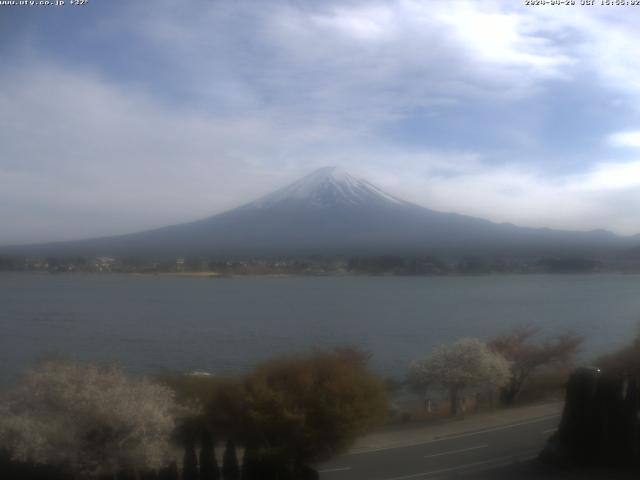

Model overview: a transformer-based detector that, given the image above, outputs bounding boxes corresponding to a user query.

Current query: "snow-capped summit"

[251,166,404,209]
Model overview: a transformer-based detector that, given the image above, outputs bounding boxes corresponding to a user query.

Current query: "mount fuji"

[2,166,636,258]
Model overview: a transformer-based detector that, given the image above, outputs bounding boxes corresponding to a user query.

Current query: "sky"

[2,0,640,244]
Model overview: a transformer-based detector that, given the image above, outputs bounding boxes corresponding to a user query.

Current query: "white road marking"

[318,467,352,473]
[382,450,539,480]
[350,413,560,455]
[431,414,560,442]
[542,428,557,434]
[423,444,488,459]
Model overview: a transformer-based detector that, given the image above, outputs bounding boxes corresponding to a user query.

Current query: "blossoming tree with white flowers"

[409,338,511,416]
[0,361,180,478]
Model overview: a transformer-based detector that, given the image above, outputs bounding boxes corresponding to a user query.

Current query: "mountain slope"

[2,166,637,258]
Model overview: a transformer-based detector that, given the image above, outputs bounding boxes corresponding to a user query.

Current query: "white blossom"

[0,361,180,478]
[409,338,511,399]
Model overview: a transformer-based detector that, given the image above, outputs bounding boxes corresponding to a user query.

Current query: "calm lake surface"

[2,272,640,384]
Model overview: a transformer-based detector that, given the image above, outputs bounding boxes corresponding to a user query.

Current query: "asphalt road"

[318,413,560,480]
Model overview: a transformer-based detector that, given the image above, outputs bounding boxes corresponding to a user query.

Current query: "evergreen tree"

[222,440,240,480]
[294,462,319,480]
[158,461,179,480]
[182,437,198,480]
[0,450,17,480]
[140,469,159,480]
[199,430,219,480]
[116,469,136,480]
[240,446,257,480]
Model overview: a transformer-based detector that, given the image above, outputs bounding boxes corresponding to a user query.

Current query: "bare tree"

[409,339,511,416]
[0,361,181,479]
[488,326,583,405]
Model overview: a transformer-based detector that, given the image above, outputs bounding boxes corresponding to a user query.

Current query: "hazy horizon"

[2,165,639,249]
[3,1,640,244]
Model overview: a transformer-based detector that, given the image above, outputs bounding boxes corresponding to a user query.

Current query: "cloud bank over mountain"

[3,167,635,259]
[2,1,640,244]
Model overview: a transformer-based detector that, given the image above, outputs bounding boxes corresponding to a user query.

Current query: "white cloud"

[3,59,640,243]
[312,5,396,41]
[519,6,640,107]
[0,64,353,243]
[353,152,640,236]
[608,131,640,149]
[129,0,578,128]
[3,1,640,242]
[577,160,640,191]
[435,2,571,74]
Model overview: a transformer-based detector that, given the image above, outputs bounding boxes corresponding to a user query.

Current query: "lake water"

[2,272,640,384]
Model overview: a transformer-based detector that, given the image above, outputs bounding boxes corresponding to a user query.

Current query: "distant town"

[2,254,640,276]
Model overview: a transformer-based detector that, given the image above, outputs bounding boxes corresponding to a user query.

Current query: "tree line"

[0,349,387,479]
[0,327,584,479]
[408,327,583,416]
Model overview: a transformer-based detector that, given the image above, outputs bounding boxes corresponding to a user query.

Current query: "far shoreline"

[3,270,638,278]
